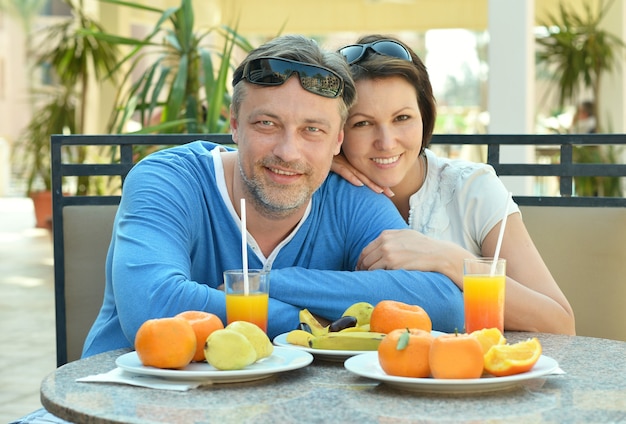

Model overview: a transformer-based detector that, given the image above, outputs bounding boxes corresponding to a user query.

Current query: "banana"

[339,324,369,333]
[298,309,329,336]
[309,331,385,351]
[285,329,314,347]
[342,302,374,326]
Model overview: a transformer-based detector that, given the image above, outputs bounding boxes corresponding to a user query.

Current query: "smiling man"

[15,33,466,424]
[81,34,464,358]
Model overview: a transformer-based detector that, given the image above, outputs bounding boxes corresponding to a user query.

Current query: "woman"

[333,35,575,335]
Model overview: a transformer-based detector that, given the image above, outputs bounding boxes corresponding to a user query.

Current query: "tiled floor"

[0,197,57,423]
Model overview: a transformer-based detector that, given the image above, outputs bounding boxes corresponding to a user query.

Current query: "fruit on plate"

[341,301,374,326]
[483,337,542,377]
[338,324,370,332]
[470,327,506,355]
[369,300,432,334]
[176,310,224,362]
[135,317,196,369]
[286,329,315,346]
[429,332,484,379]
[204,328,257,370]
[299,309,329,336]
[328,316,358,332]
[308,331,385,351]
[226,321,273,360]
[378,328,434,378]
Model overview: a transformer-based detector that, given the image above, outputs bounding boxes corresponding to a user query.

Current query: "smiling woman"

[334,34,576,336]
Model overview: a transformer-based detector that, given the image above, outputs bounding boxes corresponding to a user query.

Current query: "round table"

[41,332,626,423]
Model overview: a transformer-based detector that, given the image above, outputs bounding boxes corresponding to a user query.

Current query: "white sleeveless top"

[408,149,519,255]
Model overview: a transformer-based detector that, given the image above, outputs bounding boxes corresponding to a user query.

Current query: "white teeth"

[372,155,400,165]
[271,168,297,176]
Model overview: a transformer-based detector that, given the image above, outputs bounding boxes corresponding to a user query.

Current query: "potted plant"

[535,0,625,197]
[13,88,76,228]
[10,0,119,228]
[536,0,625,132]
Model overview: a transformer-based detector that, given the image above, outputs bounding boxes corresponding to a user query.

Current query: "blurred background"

[1,0,625,201]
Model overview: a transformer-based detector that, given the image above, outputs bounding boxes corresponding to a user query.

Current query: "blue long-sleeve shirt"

[82,141,463,357]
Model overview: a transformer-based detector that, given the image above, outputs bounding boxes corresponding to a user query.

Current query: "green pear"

[204,329,256,370]
[226,321,274,360]
[342,302,374,326]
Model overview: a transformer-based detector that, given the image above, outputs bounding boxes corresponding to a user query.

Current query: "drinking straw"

[240,198,249,295]
[490,192,512,276]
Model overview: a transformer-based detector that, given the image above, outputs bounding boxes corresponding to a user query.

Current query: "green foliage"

[535,0,625,132]
[573,145,624,197]
[94,0,254,135]
[12,0,120,194]
[13,0,254,195]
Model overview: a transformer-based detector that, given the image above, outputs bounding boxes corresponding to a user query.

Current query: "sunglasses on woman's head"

[338,39,412,65]
[233,57,344,98]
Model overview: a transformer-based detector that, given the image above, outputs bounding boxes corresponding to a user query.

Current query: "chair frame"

[51,134,232,366]
[51,132,626,366]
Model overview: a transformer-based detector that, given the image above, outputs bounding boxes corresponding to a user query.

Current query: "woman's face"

[342,76,424,189]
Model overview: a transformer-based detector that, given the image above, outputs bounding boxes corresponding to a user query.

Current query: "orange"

[377,328,434,378]
[429,332,484,379]
[484,337,542,377]
[369,300,432,334]
[135,317,196,369]
[471,327,506,355]
[176,310,224,362]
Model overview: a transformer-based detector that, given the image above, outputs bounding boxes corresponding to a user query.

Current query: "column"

[487,0,535,195]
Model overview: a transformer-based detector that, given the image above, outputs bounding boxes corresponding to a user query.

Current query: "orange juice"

[463,274,505,333]
[225,292,269,332]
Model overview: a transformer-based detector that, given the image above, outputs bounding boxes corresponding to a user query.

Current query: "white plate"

[115,347,313,383]
[344,352,560,393]
[273,331,445,362]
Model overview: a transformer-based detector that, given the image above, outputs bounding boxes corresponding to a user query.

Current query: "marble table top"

[41,332,626,423]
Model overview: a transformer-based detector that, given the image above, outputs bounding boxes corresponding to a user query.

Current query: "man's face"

[231,76,344,218]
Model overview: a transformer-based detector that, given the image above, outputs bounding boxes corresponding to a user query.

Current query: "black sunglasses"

[232,57,344,98]
[338,40,412,65]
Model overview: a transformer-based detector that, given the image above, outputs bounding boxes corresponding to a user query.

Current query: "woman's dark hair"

[348,34,436,151]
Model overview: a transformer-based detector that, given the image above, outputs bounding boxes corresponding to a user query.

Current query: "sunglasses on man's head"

[233,57,344,99]
[338,39,412,65]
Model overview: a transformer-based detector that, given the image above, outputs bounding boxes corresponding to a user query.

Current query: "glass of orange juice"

[463,258,506,333]
[224,269,270,332]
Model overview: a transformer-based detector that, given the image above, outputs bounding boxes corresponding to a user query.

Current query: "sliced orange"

[483,337,542,377]
[471,327,506,355]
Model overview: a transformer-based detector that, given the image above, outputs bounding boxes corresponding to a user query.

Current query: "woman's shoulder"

[427,149,495,181]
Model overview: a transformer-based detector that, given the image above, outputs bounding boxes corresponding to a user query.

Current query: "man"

[82,34,464,357]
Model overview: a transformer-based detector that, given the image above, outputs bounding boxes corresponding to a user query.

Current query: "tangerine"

[176,310,224,362]
[377,328,434,378]
[470,327,506,355]
[429,332,484,379]
[484,337,542,377]
[369,300,432,334]
[135,317,196,369]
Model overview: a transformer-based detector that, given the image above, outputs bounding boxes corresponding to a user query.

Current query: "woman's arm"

[357,214,576,335]
[481,213,576,335]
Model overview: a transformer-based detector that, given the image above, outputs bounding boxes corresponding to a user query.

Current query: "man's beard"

[238,157,313,220]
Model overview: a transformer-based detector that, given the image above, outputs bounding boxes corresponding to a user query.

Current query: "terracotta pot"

[29,190,53,230]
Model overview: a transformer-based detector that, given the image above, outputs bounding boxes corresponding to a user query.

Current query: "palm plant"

[535,0,625,132]
[12,0,120,195]
[0,0,47,114]
[536,0,624,198]
[92,0,254,140]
